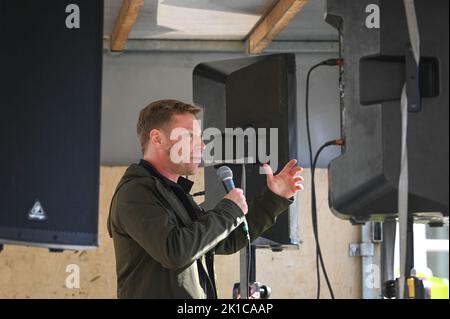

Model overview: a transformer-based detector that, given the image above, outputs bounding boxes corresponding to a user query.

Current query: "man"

[107,99,303,299]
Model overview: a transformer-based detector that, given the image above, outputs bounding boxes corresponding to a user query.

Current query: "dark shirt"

[138,159,217,299]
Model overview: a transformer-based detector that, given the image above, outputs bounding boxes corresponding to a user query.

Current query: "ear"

[149,129,163,147]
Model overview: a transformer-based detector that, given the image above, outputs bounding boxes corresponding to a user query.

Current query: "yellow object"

[407,277,416,298]
[427,276,449,299]
[416,272,449,299]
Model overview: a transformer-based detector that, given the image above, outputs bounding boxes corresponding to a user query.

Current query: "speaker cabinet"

[326,0,449,223]
[193,54,299,248]
[0,1,103,250]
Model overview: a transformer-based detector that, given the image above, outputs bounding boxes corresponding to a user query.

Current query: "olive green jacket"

[107,163,292,299]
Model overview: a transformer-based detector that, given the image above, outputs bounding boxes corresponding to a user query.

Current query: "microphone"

[216,166,250,241]
[216,165,236,192]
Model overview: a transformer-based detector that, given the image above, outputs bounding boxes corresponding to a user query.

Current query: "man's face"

[159,113,205,176]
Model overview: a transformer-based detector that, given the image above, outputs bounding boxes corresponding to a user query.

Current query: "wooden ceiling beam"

[110,0,144,52]
[247,0,308,54]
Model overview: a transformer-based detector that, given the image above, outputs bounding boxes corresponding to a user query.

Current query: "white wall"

[101,50,341,167]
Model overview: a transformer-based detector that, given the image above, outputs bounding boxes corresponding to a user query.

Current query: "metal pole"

[239,164,249,299]
[361,222,382,299]
[239,248,248,299]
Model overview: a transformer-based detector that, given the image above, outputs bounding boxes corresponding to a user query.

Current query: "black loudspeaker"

[325,0,449,223]
[193,54,299,248]
[0,1,103,250]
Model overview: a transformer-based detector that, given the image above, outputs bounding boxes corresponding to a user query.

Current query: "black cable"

[305,61,323,299]
[311,139,343,300]
[247,242,251,298]
[305,60,331,299]
[305,58,343,299]
[241,164,252,299]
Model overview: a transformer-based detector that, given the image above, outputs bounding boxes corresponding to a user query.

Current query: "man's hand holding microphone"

[224,188,248,215]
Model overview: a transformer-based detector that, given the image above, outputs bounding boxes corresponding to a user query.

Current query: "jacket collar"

[139,159,194,194]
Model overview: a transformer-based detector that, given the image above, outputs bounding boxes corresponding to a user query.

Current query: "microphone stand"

[211,159,257,299]
[239,163,249,299]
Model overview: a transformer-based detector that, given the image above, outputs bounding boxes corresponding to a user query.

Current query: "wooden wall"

[0,167,360,298]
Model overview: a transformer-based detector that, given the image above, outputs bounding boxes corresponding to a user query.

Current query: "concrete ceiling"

[104,0,337,41]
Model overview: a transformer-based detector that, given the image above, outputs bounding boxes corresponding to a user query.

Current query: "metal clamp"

[349,243,375,257]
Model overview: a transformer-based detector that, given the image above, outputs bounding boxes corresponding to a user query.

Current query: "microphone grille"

[216,165,233,181]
